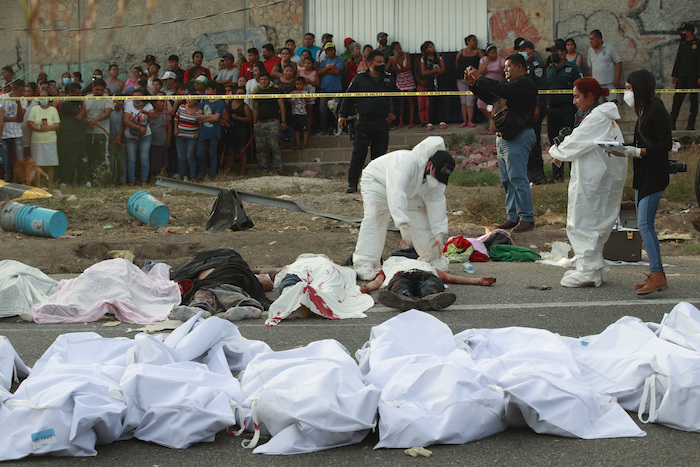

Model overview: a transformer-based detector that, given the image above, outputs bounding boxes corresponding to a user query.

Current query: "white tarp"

[0,260,57,320]
[266,254,374,326]
[238,339,381,454]
[0,336,31,403]
[31,258,180,324]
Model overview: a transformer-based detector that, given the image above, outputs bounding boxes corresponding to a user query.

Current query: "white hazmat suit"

[352,136,450,280]
[549,102,627,287]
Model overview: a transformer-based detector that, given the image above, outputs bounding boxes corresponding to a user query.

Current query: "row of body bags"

[0,259,181,324]
[3,302,700,458]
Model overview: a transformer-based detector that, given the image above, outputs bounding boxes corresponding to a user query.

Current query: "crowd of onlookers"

[2,24,690,187]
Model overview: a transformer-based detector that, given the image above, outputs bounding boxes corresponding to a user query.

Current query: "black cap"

[429,150,456,185]
[514,39,534,50]
[679,22,695,33]
[322,33,333,40]
[143,54,156,62]
[546,39,567,52]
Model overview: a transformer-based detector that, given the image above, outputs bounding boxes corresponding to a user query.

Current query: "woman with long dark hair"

[619,69,672,295]
[420,41,447,131]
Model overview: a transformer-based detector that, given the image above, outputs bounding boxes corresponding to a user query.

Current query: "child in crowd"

[297,56,319,130]
[224,86,252,173]
[361,256,496,311]
[148,98,172,179]
[124,67,141,88]
[290,76,310,149]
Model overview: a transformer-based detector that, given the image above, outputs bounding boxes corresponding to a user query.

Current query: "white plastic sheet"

[0,336,31,403]
[0,260,57,320]
[31,258,180,324]
[267,254,374,326]
[239,339,381,454]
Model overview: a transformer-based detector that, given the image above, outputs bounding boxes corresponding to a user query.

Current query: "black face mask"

[374,64,386,74]
[379,39,388,46]
[681,32,688,40]
[550,53,561,63]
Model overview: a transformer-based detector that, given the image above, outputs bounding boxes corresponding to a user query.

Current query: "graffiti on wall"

[489,8,543,54]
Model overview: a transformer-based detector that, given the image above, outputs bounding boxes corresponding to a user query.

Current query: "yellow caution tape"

[2,88,698,101]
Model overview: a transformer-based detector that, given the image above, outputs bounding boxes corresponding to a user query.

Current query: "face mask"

[550,53,561,63]
[39,99,49,106]
[519,51,529,60]
[623,90,635,108]
[379,39,387,46]
[93,75,102,80]
[133,99,142,105]
[681,33,688,40]
[374,64,385,74]
[425,174,440,189]
[62,77,72,84]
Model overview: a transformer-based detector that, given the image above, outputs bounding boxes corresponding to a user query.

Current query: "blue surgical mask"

[62,77,72,85]
[519,51,529,60]
[39,99,49,106]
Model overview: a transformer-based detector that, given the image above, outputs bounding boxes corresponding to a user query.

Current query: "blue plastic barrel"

[126,190,170,227]
[0,201,67,238]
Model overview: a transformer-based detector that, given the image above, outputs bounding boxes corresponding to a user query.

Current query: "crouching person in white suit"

[352,136,456,280]
[549,77,627,287]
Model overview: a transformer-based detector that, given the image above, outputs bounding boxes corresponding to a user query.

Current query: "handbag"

[492,98,527,141]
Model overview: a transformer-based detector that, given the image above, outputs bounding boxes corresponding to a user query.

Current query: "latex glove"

[620,145,642,158]
[399,225,412,248]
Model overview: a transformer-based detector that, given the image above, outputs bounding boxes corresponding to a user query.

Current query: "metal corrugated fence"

[304,0,488,54]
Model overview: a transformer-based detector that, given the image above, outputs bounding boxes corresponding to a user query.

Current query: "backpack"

[492,98,527,141]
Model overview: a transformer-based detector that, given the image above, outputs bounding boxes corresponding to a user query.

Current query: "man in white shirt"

[216,53,240,87]
[2,80,25,181]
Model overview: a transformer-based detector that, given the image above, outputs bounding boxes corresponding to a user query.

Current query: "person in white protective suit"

[549,77,627,287]
[351,136,456,280]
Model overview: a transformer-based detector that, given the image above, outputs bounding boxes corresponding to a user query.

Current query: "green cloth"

[489,244,541,262]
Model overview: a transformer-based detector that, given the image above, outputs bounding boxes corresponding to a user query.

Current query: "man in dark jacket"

[670,22,700,130]
[465,53,538,233]
[338,50,398,193]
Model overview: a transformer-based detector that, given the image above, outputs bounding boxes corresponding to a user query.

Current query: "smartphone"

[41,118,48,125]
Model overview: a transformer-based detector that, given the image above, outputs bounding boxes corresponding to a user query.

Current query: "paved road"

[2,257,700,465]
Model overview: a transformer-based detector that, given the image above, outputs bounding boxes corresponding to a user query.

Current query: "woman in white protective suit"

[351,136,455,281]
[549,77,627,287]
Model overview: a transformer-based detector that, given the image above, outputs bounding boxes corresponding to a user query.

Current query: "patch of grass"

[456,187,505,224]
[685,241,700,256]
[451,170,501,187]
[446,134,475,148]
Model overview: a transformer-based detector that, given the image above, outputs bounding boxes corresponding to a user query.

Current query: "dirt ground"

[2,155,699,274]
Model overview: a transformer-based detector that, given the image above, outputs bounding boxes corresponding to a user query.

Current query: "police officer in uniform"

[546,39,583,180]
[339,50,398,193]
[670,22,700,130]
[515,40,549,184]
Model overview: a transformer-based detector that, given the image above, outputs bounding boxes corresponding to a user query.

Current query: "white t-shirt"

[380,256,438,288]
[84,96,114,135]
[123,100,154,137]
[217,66,239,83]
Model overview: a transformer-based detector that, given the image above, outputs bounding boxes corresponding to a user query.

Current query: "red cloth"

[443,236,489,262]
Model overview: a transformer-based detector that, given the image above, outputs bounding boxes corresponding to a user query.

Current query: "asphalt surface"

[2,257,700,465]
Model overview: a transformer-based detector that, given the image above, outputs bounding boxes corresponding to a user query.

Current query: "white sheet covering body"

[356,311,507,448]
[31,258,181,324]
[238,339,381,454]
[0,336,31,403]
[352,136,450,280]
[267,254,374,326]
[548,102,627,287]
[0,260,57,320]
[458,326,645,439]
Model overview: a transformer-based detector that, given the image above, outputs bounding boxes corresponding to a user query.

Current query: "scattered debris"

[108,250,135,263]
[404,446,433,457]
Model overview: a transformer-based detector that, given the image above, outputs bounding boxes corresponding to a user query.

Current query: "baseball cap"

[123,85,135,95]
[429,150,456,185]
[514,39,534,50]
[322,33,333,40]
[143,54,156,62]
[323,42,336,50]
[223,52,235,59]
[679,22,695,33]
[161,71,177,80]
[344,37,354,46]
[377,32,388,39]
[546,39,567,51]
[194,74,208,84]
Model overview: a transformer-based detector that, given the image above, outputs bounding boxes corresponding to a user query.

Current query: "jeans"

[85,134,108,178]
[176,137,197,178]
[636,189,664,273]
[125,134,152,183]
[497,129,536,223]
[278,274,302,293]
[387,270,445,298]
[2,137,24,182]
[110,140,126,185]
[197,136,219,179]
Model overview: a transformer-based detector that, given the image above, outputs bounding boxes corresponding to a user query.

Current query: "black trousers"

[670,77,699,129]
[526,107,545,183]
[347,119,389,188]
[547,103,577,179]
[387,270,444,298]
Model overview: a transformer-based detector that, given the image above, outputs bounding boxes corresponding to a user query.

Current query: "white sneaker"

[183,176,189,182]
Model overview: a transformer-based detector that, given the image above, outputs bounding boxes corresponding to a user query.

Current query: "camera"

[552,126,573,146]
[668,159,687,174]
